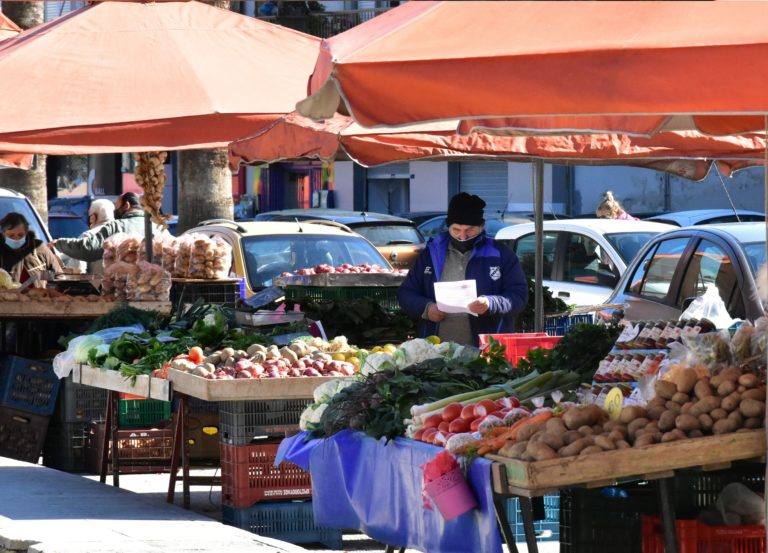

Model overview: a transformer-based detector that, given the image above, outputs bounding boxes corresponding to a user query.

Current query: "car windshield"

[604,232,661,263]
[0,197,48,242]
[741,241,767,276]
[351,224,424,246]
[240,234,388,287]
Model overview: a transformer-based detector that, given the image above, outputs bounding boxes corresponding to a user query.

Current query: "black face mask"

[450,235,478,253]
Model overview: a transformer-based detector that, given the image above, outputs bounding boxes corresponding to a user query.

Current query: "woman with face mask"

[0,212,63,288]
[398,193,528,346]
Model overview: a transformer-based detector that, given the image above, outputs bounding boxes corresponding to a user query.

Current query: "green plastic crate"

[118,399,171,428]
[284,285,400,312]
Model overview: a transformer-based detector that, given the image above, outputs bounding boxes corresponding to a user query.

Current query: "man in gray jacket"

[53,192,160,271]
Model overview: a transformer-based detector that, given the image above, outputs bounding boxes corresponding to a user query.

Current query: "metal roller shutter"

[459,162,509,218]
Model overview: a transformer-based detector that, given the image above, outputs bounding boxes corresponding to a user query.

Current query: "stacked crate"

[0,355,59,463]
[43,373,108,471]
[219,398,342,550]
[172,397,220,463]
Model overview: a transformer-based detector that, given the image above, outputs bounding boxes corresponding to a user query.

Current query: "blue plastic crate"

[505,494,560,543]
[544,314,594,336]
[222,501,343,550]
[0,355,60,415]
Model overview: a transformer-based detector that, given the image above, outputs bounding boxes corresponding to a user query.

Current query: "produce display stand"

[487,430,766,553]
[274,273,405,312]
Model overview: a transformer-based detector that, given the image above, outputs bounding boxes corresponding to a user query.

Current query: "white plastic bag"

[715,483,765,525]
[679,284,736,330]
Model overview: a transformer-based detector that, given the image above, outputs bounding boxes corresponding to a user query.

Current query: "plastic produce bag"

[161,235,178,274]
[680,284,736,330]
[126,261,172,301]
[139,234,167,266]
[173,234,195,277]
[699,482,766,526]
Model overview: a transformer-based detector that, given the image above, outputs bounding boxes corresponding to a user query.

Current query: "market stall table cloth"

[277,430,501,553]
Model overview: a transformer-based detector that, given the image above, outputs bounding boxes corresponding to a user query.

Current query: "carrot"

[479,412,555,455]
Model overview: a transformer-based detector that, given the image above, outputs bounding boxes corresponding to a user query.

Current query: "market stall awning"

[0,12,20,41]
[0,0,321,154]
[298,1,768,134]
[0,153,33,169]
[230,112,767,181]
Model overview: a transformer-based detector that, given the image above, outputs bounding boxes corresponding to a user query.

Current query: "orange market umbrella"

[230,112,767,181]
[0,153,33,169]
[0,1,320,154]
[298,1,768,135]
[0,12,20,41]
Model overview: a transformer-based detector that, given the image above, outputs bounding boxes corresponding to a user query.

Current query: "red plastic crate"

[220,440,312,508]
[642,516,766,553]
[478,333,562,366]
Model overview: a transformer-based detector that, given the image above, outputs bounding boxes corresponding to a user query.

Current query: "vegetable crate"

[0,406,50,463]
[222,501,343,550]
[85,422,173,474]
[478,333,562,367]
[118,399,171,428]
[42,421,89,472]
[219,399,311,444]
[172,396,219,414]
[283,285,400,312]
[170,279,241,309]
[560,484,658,553]
[173,412,220,462]
[54,374,108,423]
[0,355,59,416]
[220,440,312,508]
[505,495,560,543]
[641,516,765,553]
[543,314,594,336]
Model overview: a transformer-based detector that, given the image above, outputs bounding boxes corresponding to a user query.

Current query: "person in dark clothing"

[398,193,528,346]
[0,212,62,288]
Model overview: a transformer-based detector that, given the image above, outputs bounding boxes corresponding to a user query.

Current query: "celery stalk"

[410,385,510,417]
[414,390,506,424]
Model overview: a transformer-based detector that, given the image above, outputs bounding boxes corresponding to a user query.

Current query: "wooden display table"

[0,300,171,318]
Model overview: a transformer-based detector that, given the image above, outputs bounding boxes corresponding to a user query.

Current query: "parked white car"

[495,219,676,307]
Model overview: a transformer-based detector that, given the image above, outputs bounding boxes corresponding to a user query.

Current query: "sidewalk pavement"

[0,457,306,553]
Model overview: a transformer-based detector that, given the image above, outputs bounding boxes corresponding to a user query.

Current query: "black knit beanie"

[446,192,486,226]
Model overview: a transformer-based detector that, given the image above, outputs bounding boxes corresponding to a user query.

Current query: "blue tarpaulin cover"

[276,430,502,553]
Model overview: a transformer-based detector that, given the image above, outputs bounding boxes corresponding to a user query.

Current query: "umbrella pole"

[533,159,544,333]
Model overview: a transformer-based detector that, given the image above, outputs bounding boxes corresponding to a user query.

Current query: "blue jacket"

[398,232,528,345]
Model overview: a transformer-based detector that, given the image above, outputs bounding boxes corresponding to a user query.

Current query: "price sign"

[604,387,624,421]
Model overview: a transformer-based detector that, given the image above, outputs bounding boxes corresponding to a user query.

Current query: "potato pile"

[498,367,765,462]
[172,233,231,280]
[133,152,171,228]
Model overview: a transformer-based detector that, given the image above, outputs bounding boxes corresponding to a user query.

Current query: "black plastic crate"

[505,494,560,542]
[172,396,219,414]
[0,406,50,463]
[43,421,90,472]
[219,399,311,445]
[222,501,342,549]
[171,279,241,309]
[0,355,60,415]
[85,422,174,474]
[54,374,108,423]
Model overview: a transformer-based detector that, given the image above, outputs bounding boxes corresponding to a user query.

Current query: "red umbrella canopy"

[230,112,767,181]
[0,153,32,169]
[0,1,321,154]
[0,12,20,41]
[298,1,768,134]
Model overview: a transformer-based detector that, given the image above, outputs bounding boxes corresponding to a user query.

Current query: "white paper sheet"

[434,279,478,316]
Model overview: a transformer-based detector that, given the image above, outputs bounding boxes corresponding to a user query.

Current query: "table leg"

[111,390,120,488]
[167,395,184,504]
[655,477,678,553]
[181,394,191,509]
[519,496,539,553]
[492,493,519,553]
[99,390,114,484]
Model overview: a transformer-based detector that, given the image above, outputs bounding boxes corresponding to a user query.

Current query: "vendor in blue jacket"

[398,193,528,346]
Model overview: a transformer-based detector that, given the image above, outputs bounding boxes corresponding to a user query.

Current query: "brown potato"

[694,379,714,400]
[634,434,655,447]
[579,445,604,456]
[619,406,648,424]
[658,411,678,432]
[591,424,604,435]
[675,414,701,432]
[710,408,728,420]
[594,435,616,451]
[545,417,568,435]
[671,392,690,405]
[743,417,763,429]
[665,401,683,414]
[559,438,590,457]
[655,380,677,400]
[680,402,695,414]
[692,396,721,416]
[608,429,627,442]
[499,441,528,458]
[721,392,741,412]
[738,373,759,389]
[717,380,738,397]
[698,413,714,432]
[661,430,686,443]
[647,405,666,421]
[561,430,584,445]
[738,385,747,393]
[526,440,558,461]
[563,405,607,430]
[538,432,565,451]
[739,398,766,419]
[577,425,595,435]
[647,396,667,410]
[712,418,738,435]
[742,387,766,401]
[627,418,650,438]
[517,421,548,442]
[615,439,631,449]
[728,410,743,427]
[687,429,704,439]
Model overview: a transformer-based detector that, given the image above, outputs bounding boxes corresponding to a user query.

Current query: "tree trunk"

[177,149,233,234]
[0,2,47,223]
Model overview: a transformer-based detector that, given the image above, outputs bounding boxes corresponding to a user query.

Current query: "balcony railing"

[257,8,390,38]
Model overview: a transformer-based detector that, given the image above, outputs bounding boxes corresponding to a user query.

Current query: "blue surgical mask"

[4,236,25,249]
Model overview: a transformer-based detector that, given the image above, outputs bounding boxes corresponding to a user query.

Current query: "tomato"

[421,428,439,444]
[413,428,426,441]
[448,418,471,433]
[460,404,477,420]
[424,413,443,429]
[188,346,204,364]
[438,421,451,432]
[474,399,499,417]
[470,417,484,432]
[441,402,464,422]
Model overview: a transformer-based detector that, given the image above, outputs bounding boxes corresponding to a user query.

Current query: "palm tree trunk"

[0,2,47,223]
[177,149,233,234]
